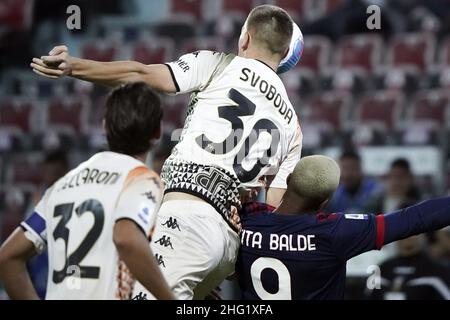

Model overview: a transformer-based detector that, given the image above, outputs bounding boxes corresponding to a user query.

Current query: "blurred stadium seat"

[401,90,449,145]
[303,92,352,131]
[335,34,382,74]
[46,96,90,135]
[222,0,255,19]
[169,0,203,21]
[408,90,450,128]
[6,154,42,188]
[0,98,34,135]
[297,36,330,74]
[0,0,33,30]
[131,38,174,64]
[321,0,346,14]
[387,33,436,73]
[81,40,120,61]
[274,0,306,21]
[356,91,404,130]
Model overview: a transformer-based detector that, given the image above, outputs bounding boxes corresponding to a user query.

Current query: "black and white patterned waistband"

[161,159,240,231]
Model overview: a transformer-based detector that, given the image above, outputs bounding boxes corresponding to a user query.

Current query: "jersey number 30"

[52,199,105,284]
[196,89,279,183]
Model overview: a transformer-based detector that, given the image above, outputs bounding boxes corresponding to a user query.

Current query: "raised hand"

[30,45,73,79]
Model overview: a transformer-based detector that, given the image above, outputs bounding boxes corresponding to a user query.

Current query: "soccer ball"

[277,22,304,74]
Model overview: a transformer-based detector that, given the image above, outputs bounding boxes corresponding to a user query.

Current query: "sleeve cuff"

[115,218,147,237]
[164,63,180,93]
[21,222,47,254]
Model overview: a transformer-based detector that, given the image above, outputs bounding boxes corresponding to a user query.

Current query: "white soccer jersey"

[163,50,302,220]
[21,152,163,300]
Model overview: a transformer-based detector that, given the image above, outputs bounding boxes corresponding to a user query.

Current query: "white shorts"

[133,199,240,300]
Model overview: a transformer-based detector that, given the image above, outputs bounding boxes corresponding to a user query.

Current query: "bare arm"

[30,45,177,93]
[113,219,175,300]
[266,187,287,208]
[0,228,40,300]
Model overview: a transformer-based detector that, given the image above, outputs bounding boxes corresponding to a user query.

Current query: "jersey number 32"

[52,199,105,284]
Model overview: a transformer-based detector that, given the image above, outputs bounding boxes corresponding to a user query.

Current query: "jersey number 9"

[250,257,292,300]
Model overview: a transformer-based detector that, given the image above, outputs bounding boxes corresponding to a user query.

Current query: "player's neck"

[274,194,308,216]
[243,48,279,72]
[133,152,148,163]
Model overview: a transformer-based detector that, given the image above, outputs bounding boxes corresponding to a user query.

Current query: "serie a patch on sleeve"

[344,214,369,220]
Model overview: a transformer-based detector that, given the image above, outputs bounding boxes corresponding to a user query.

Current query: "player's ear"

[242,32,250,51]
[102,118,106,133]
[281,46,289,60]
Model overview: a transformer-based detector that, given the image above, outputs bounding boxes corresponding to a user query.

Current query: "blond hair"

[288,155,341,206]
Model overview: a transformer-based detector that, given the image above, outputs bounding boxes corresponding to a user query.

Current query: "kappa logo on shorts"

[142,191,156,202]
[162,217,181,231]
[155,253,166,268]
[131,292,148,300]
[154,235,174,249]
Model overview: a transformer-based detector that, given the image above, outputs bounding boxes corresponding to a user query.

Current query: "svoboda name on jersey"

[239,67,295,125]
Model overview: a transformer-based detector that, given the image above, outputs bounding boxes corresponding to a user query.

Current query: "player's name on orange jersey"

[58,167,122,192]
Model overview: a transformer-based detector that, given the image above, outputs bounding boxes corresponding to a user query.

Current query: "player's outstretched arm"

[30,45,177,93]
[113,220,175,300]
[382,196,450,246]
[0,228,40,300]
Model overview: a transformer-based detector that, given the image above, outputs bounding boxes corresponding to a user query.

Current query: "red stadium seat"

[297,36,330,74]
[170,0,203,21]
[0,98,33,133]
[81,41,119,61]
[336,34,382,73]
[8,156,42,187]
[132,39,174,65]
[387,33,436,72]
[274,0,307,20]
[355,91,404,131]
[302,92,351,131]
[222,0,254,17]
[46,97,89,134]
[321,0,346,14]
[407,90,449,128]
[0,0,33,30]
